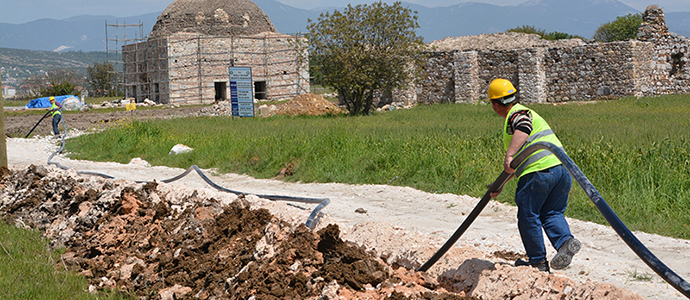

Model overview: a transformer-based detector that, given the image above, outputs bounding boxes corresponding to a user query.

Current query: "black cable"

[417,141,690,299]
[40,110,329,229]
[24,110,52,138]
[416,171,511,272]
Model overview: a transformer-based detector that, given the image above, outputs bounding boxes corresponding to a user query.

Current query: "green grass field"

[0,221,130,300]
[63,94,690,240]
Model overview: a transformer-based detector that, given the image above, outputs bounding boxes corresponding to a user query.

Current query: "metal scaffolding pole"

[105,21,145,99]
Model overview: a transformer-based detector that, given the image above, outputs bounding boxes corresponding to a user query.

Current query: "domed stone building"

[123,0,309,104]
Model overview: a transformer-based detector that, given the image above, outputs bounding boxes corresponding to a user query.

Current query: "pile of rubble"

[261,93,343,117]
[98,98,159,109]
[0,165,645,300]
[0,166,458,299]
[193,94,343,118]
[196,101,235,117]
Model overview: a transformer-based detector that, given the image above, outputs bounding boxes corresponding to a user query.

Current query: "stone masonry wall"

[407,6,689,106]
[637,5,690,95]
[123,32,309,105]
[544,42,640,102]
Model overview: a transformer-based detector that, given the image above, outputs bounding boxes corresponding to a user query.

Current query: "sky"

[0,0,687,24]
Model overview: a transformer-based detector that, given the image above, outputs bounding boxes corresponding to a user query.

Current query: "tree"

[508,25,546,37]
[87,62,118,97]
[20,68,83,98]
[507,25,584,41]
[306,1,426,115]
[592,13,643,42]
[46,68,82,97]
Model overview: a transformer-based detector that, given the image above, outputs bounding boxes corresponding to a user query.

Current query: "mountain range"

[0,0,689,52]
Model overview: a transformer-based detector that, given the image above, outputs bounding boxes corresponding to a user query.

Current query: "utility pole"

[0,75,7,168]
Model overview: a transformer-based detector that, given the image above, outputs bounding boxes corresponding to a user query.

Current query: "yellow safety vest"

[51,102,62,116]
[503,104,563,178]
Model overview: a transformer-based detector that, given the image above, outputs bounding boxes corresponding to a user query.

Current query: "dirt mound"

[0,166,645,299]
[0,166,469,299]
[266,93,342,117]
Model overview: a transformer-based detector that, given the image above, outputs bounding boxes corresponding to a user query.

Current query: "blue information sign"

[229,67,255,117]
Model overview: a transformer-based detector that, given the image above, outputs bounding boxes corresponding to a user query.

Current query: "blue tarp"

[25,95,75,109]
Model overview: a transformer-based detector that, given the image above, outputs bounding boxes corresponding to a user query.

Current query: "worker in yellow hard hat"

[487,78,580,273]
[49,96,63,137]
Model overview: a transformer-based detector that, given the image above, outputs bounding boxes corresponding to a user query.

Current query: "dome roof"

[150,0,277,38]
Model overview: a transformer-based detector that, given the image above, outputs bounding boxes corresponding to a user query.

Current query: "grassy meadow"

[63,95,690,240]
[0,221,130,300]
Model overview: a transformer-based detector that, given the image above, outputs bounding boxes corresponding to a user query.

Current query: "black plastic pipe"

[24,110,52,138]
[417,141,690,299]
[416,170,512,272]
[43,115,329,229]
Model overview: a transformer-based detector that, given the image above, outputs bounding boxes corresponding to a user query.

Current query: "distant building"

[122,0,309,104]
[2,85,16,99]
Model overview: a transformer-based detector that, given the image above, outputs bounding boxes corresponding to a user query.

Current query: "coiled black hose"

[31,110,329,229]
[417,141,690,299]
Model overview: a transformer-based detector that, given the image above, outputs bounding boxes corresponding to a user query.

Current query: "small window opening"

[254,81,267,100]
[153,83,160,103]
[214,82,227,101]
[670,53,684,77]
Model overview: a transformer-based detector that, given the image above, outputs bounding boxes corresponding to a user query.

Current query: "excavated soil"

[0,165,648,300]
[0,166,474,300]
[264,93,343,117]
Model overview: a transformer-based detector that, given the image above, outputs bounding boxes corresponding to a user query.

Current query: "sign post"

[229,67,255,117]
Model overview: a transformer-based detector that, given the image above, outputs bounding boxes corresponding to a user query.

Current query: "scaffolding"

[105,21,146,98]
[122,33,310,104]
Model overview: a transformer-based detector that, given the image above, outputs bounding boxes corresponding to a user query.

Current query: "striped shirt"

[506,109,533,136]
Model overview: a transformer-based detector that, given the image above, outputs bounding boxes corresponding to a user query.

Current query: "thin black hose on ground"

[31,110,329,229]
[417,141,690,299]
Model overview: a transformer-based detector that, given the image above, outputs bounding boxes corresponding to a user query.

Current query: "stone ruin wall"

[405,6,689,107]
[123,32,309,104]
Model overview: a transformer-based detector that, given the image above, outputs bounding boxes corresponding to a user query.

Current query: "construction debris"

[0,165,646,299]
[263,93,343,117]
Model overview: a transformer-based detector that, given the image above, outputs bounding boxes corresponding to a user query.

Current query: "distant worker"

[49,96,63,137]
[487,78,580,273]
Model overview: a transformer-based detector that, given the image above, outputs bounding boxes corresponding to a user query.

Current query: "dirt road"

[2,105,690,299]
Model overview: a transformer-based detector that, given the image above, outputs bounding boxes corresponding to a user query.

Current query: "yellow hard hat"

[49,96,55,101]
[488,78,517,102]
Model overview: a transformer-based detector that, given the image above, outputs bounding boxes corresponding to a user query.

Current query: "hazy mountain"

[0,0,688,52]
[0,13,158,52]
[666,11,690,37]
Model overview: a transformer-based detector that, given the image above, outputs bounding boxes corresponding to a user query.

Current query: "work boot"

[515,259,550,273]
[550,237,581,270]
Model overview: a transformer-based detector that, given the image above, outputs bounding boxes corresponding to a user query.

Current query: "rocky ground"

[0,165,646,300]
[2,97,689,299]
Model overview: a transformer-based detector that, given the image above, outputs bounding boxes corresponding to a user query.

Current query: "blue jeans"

[52,114,62,135]
[515,164,573,264]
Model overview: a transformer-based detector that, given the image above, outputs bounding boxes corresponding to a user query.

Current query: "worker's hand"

[486,183,503,199]
[503,155,515,173]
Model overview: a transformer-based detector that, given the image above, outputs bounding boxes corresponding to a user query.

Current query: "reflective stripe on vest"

[503,104,563,179]
[51,103,62,116]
